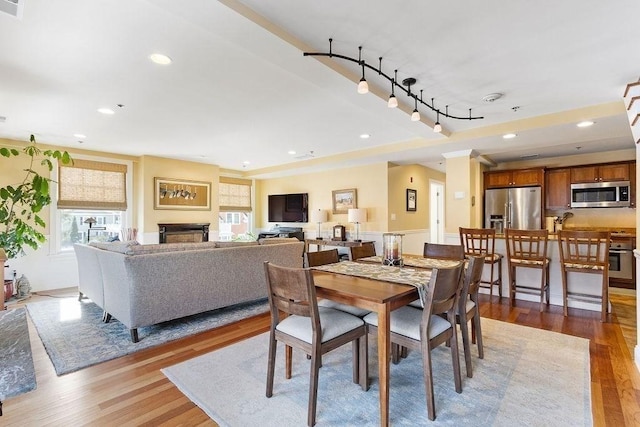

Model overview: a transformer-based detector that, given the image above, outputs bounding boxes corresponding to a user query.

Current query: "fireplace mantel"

[158,223,210,244]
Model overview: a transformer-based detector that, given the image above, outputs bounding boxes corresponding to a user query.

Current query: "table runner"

[312,261,432,305]
[357,255,461,270]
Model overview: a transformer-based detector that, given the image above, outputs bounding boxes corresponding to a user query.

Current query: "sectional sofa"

[74,239,304,342]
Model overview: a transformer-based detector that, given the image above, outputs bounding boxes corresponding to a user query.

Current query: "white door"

[430,180,445,243]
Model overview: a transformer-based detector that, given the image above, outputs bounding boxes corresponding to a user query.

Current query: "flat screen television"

[268,193,308,223]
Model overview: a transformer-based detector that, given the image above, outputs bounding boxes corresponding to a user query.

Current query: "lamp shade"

[347,208,367,224]
[311,209,328,223]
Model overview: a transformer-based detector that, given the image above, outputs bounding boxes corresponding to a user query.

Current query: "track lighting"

[304,39,485,131]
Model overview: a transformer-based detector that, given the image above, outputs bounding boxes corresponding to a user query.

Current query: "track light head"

[411,109,420,121]
[433,122,442,133]
[358,77,369,94]
[388,94,398,108]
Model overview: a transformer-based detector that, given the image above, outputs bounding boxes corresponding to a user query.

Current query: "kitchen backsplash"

[546,207,636,229]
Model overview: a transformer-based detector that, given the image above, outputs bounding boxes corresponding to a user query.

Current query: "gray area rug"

[0,308,37,401]
[26,298,268,376]
[163,318,592,426]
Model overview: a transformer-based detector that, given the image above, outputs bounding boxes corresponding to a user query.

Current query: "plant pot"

[4,279,13,301]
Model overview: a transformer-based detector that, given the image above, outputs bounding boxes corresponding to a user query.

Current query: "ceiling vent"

[0,0,24,19]
[0,116,6,123]
[294,151,315,160]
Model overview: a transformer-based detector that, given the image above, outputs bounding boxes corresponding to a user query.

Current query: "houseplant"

[0,134,73,259]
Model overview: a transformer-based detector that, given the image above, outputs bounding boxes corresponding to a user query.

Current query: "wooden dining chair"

[557,230,610,322]
[423,243,465,260]
[349,242,376,260]
[304,249,340,267]
[264,262,368,426]
[456,255,485,378]
[363,262,465,421]
[459,227,504,299]
[504,228,550,312]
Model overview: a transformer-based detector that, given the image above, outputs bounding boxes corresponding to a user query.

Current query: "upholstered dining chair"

[363,262,465,421]
[304,248,340,268]
[456,255,485,378]
[423,243,465,260]
[557,230,610,322]
[349,242,376,260]
[504,228,550,312]
[263,262,368,426]
[459,227,504,299]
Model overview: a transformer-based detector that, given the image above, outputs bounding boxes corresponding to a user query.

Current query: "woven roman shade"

[219,177,251,212]
[58,159,127,210]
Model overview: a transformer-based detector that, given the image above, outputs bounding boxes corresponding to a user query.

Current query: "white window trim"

[50,154,134,254]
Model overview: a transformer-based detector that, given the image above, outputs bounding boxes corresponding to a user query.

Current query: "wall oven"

[570,181,630,208]
[609,240,633,281]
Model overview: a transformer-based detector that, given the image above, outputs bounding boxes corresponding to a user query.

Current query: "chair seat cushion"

[363,306,451,341]
[408,299,422,308]
[318,299,371,317]
[276,307,364,344]
[563,262,604,271]
[511,257,550,266]
[456,298,476,315]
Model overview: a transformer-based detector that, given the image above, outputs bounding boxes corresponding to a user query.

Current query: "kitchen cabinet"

[485,168,543,189]
[570,163,630,183]
[630,161,636,207]
[545,168,571,210]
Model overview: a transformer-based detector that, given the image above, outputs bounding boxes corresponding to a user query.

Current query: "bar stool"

[459,227,503,299]
[557,230,610,322]
[504,228,550,312]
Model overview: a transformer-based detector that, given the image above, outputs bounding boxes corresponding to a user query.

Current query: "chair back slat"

[558,230,610,268]
[459,227,496,258]
[423,243,465,260]
[505,228,548,262]
[350,242,376,260]
[264,262,317,318]
[305,249,340,267]
[458,255,485,312]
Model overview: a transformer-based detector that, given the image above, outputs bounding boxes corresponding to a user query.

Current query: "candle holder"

[382,233,404,266]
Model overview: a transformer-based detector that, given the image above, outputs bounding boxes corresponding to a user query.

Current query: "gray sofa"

[74,240,304,342]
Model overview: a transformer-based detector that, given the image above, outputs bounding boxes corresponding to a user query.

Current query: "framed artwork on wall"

[154,177,211,210]
[406,188,417,211]
[332,188,357,214]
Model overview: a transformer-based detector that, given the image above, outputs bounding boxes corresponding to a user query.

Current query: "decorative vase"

[382,233,404,266]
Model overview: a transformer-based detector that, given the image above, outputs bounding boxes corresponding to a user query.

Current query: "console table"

[304,239,374,253]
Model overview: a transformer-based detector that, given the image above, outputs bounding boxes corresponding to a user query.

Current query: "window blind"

[58,159,127,210]
[219,177,252,212]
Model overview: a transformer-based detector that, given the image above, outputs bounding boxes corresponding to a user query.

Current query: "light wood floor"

[1,289,639,426]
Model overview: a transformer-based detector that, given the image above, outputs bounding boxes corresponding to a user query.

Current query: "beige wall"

[139,156,220,236]
[387,163,445,232]
[255,163,388,238]
[444,154,484,232]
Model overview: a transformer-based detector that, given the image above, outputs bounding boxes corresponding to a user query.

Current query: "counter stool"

[505,228,550,312]
[459,227,503,299]
[557,230,610,322]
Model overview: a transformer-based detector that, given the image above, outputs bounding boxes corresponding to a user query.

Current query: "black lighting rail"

[303,38,484,121]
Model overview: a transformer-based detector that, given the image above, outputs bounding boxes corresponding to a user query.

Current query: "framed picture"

[406,188,417,211]
[332,188,357,214]
[154,177,211,210]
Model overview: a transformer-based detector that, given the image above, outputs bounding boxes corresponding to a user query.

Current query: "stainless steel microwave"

[570,181,630,208]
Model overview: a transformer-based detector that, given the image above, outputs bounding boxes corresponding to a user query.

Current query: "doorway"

[429,180,445,243]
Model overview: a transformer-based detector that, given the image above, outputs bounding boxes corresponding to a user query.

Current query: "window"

[218,177,252,241]
[54,157,132,251]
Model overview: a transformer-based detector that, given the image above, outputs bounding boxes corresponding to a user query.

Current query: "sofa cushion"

[89,240,140,254]
[214,241,259,248]
[125,241,218,255]
[258,237,300,245]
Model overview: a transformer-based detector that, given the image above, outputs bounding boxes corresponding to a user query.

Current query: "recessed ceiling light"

[288,150,296,155]
[73,133,86,139]
[577,121,594,128]
[503,133,517,139]
[149,53,172,65]
[360,134,370,139]
[242,161,250,165]
[97,108,115,115]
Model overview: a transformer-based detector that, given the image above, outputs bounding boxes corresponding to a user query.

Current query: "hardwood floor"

[2,289,639,426]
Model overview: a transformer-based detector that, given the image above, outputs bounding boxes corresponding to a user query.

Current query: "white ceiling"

[0,0,638,177]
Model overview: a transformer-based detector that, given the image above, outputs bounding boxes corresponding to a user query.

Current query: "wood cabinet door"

[599,163,630,181]
[630,161,636,207]
[570,166,599,183]
[545,168,571,210]
[485,171,512,188]
[512,169,543,186]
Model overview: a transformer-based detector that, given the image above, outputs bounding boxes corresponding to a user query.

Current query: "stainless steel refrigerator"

[484,186,542,232]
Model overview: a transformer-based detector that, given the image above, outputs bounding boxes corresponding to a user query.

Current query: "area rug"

[0,308,37,401]
[26,298,268,376]
[162,318,592,426]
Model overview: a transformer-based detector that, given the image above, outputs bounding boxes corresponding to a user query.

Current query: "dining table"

[311,260,436,426]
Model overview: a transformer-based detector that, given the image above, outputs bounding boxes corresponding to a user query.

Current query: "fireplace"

[158,223,210,244]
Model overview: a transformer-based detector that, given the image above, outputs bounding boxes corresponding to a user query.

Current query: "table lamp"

[311,209,328,239]
[348,208,367,242]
